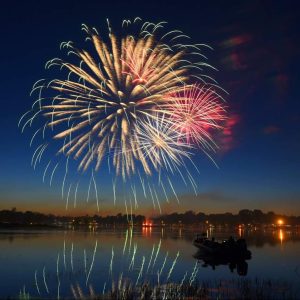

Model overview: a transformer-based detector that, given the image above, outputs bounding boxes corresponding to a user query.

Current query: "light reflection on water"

[0,227,300,298]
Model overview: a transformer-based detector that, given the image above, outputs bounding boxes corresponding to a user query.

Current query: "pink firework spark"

[163,84,227,151]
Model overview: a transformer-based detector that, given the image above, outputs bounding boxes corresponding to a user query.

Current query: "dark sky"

[0,0,299,215]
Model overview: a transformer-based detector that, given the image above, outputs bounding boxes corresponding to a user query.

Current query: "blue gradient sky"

[0,0,299,215]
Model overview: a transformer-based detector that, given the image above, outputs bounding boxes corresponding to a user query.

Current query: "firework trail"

[42,266,49,294]
[86,240,98,286]
[34,270,40,296]
[56,253,60,300]
[20,18,227,209]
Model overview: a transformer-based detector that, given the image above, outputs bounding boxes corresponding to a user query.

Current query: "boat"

[193,234,251,259]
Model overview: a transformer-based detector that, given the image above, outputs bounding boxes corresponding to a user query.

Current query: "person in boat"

[195,233,207,242]
[224,236,235,248]
[228,236,234,244]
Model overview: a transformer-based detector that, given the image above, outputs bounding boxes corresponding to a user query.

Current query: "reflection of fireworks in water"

[20,230,200,299]
[19,18,227,210]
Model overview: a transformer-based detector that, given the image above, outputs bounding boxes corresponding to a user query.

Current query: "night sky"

[0,0,299,215]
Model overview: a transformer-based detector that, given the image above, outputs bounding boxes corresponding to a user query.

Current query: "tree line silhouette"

[0,208,300,227]
[155,209,300,226]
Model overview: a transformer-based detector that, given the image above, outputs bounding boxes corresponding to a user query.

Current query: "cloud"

[263,125,281,135]
[214,114,240,153]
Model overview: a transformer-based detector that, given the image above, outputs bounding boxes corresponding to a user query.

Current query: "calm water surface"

[0,227,300,298]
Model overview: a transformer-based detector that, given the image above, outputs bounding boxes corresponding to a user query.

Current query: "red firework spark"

[163,84,227,150]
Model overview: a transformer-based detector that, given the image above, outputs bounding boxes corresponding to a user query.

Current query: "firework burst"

[134,114,192,173]
[20,18,227,209]
[162,84,227,151]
